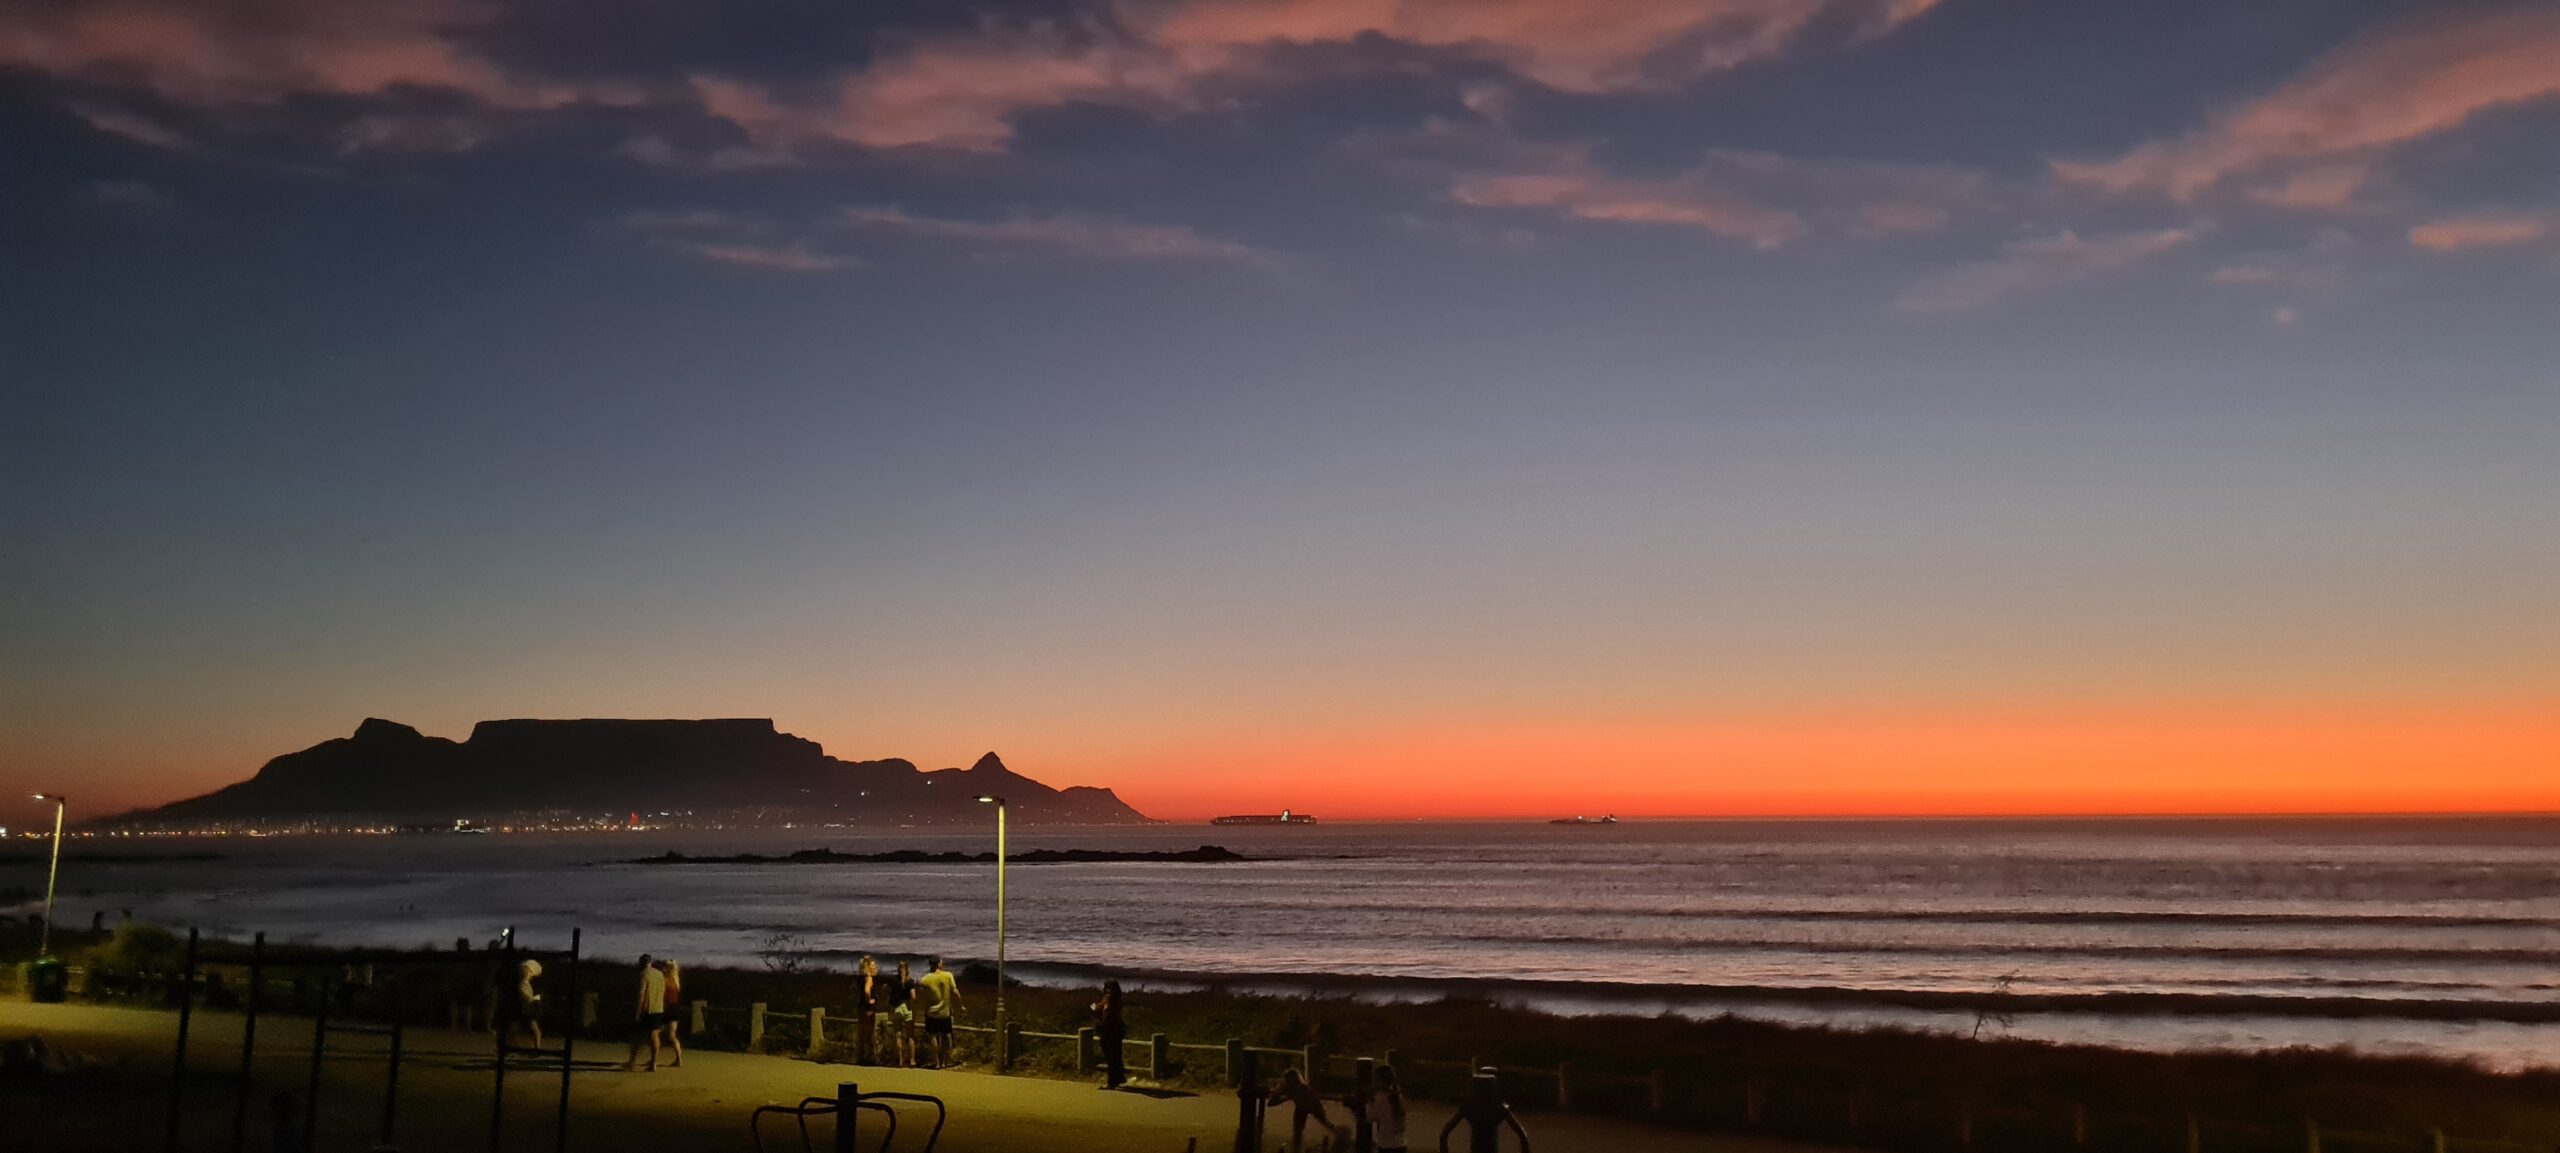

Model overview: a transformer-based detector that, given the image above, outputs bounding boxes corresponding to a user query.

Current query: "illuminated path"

[1,1002,1851,1152]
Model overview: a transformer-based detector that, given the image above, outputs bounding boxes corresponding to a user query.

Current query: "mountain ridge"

[111,717,1150,827]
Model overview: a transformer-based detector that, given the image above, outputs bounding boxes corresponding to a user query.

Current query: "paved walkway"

[2,1000,1849,1152]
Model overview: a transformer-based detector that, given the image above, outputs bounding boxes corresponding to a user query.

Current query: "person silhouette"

[1265,1067,1340,1152]
[1437,1070,1530,1153]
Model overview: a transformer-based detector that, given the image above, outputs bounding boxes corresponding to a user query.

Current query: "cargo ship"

[1549,814,1618,825]
[1211,808,1318,825]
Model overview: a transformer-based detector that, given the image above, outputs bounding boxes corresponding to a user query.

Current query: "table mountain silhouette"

[115,718,1148,826]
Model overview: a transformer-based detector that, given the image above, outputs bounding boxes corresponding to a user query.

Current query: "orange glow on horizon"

[1079,701,2560,821]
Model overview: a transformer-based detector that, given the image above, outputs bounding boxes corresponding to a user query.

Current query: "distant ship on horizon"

[1211,808,1318,826]
[1550,814,1619,825]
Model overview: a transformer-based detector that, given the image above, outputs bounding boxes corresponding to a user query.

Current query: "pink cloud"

[1896,227,2196,313]
[697,0,1946,153]
[337,113,490,154]
[839,205,1268,261]
[2054,7,2560,203]
[683,241,859,273]
[1452,169,1807,248]
[2407,213,2549,252]
[0,0,640,111]
[1146,0,1944,94]
[62,100,198,151]
[2244,162,2373,210]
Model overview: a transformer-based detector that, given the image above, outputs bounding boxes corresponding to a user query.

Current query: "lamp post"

[974,794,1007,1044]
[32,793,66,958]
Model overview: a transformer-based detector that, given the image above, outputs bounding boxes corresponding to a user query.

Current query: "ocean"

[9,816,2558,1069]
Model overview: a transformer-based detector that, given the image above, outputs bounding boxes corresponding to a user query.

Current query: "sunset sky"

[3,0,2556,820]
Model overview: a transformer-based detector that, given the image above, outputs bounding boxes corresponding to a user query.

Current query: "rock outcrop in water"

[114,718,1150,827]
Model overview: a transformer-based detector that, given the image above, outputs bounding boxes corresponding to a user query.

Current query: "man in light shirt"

[627,953,667,1071]
[915,955,961,1070]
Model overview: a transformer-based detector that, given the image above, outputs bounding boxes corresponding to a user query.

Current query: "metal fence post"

[557,927,581,1153]
[1352,1057,1375,1153]
[165,926,200,1153]
[308,982,331,1153]
[834,1082,859,1153]
[382,1020,405,1149]
[231,931,265,1153]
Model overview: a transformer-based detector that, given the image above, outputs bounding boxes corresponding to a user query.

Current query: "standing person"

[887,961,917,1068]
[1437,1071,1531,1153]
[1373,1065,1410,1153]
[480,947,507,1035]
[914,955,961,1070]
[656,960,685,1068]
[625,954,666,1072]
[502,960,544,1049]
[1091,979,1127,1088]
[856,956,881,1065]
[1265,1068,1341,1153]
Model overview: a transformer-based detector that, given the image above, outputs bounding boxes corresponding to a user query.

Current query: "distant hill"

[112,718,1150,827]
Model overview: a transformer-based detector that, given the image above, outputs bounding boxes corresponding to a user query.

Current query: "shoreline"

[981,960,2560,1025]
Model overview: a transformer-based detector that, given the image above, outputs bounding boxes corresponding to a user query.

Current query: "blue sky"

[3,0,2556,817]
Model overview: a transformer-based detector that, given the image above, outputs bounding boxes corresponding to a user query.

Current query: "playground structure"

[149,924,586,1153]
[749,1082,949,1153]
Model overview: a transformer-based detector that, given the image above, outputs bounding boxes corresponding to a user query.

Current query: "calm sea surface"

[9,818,2558,1068]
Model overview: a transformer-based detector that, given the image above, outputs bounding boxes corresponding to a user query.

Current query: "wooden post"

[2071,1100,2087,1145]
[1004,1020,1024,1071]
[808,1008,826,1057]
[749,1002,767,1051]
[1647,1069,1665,1113]
[1957,1101,1973,1148]
[690,1000,706,1035]
[2303,1118,2320,1153]
[1745,1077,1764,1126]
[2429,1128,2447,1153]
[1078,1026,1098,1074]
[1382,1048,1401,1075]
[1301,1046,1315,1081]
[579,991,597,1029]
[1225,1038,1243,1088]
[1151,1032,1171,1079]
[2185,1112,2201,1153]
[1555,1061,1573,1112]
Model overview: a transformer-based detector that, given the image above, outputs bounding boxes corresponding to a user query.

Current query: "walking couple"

[626,955,684,1072]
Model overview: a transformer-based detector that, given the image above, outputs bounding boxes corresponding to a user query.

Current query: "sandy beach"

[2,1001,1846,1152]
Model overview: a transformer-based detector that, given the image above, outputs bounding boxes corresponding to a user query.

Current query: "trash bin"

[28,958,68,1003]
